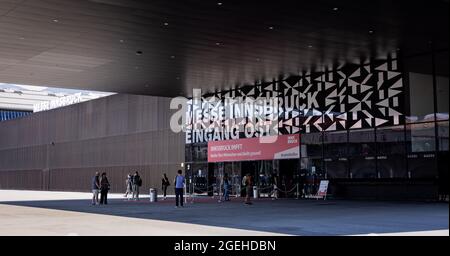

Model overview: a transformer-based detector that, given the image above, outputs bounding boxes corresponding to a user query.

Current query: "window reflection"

[191,143,207,162]
[348,129,376,178]
[406,122,436,153]
[438,121,449,151]
[436,51,449,120]
[300,133,322,158]
[405,54,435,123]
[376,126,407,178]
[348,129,375,156]
[377,126,405,155]
[324,131,347,158]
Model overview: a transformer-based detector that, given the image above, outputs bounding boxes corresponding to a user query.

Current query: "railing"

[184,182,324,203]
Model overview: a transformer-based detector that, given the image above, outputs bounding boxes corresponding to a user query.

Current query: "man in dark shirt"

[244,173,253,205]
[174,170,185,208]
[132,171,142,201]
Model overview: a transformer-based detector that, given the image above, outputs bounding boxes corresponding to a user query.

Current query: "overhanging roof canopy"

[0,83,115,111]
[0,0,448,97]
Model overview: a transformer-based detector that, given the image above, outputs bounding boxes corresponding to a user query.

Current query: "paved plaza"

[0,190,448,236]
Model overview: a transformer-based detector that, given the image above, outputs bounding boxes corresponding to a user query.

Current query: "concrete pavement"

[0,190,448,236]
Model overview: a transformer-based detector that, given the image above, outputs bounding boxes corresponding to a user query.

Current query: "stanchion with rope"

[276,184,298,195]
[253,184,299,199]
[187,183,303,202]
[187,184,216,203]
[255,184,278,199]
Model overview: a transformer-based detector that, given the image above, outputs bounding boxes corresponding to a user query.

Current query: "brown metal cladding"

[0,94,185,194]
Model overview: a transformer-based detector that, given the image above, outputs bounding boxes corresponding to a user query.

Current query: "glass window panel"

[192,143,207,162]
[378,155,407,178]
[376,125,405,155]
[189,162,209,194]
[348,128,376,178]
[404,54,435,123]
[300,158,323,175]
[437,151,449,196]
[438,121,449,151]
[436,51,449,120]
[407,156,437,179]
[325,159,348,179]
[323,130,348,179]
[348,128,375,156]
[376,125,407,178]
[406,122,436,153]
[323,131,347,158]
[300,157,323,197]
[350,157,376,179]
[300,132,322,158]
[185,144,193,162]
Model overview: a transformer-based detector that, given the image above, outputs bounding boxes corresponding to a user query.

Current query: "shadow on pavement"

[1,197,448,236]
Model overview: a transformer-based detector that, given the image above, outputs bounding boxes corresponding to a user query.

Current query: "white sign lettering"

[33,93,83,112]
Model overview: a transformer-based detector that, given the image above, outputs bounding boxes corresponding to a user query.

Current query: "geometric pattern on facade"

[278,58,404,134]
[186,57,404,143]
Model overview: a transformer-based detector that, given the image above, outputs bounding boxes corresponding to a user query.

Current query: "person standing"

[99,172,110,205]
[241,174,247,198]
[132,171,142,201]
[174,170,185,208]
[271,173,279,200]
[223,173,230,201]
[124,174,133,199]
[299,172,306,199]
[91,172,100,205]
[161,173,170,200]
[244,173,253,205]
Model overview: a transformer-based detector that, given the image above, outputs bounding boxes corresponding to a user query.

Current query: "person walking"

[132,171,142,201]
[161,173,170,200]
[124,173,133,199]
[271,173,279,200]
[244,173,253,205]
[91,172,100,205]
[99,172,110,205]
[223,173,230,202]
[174,170,185,208]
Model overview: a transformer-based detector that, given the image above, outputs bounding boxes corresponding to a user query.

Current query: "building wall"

[0,94,185,194]
[0,110,31,122]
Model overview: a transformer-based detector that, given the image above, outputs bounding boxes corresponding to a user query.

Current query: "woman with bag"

[161,173,170,200]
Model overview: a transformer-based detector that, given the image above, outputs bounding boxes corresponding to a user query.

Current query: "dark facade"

[0,94,185,194]
[0,51,447,200]
[184,50,449,200]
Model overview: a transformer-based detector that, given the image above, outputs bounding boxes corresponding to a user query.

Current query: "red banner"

[207,134,300,162]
